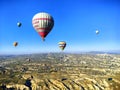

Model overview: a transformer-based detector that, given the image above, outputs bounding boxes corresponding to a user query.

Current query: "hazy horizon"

[1,49,120,55]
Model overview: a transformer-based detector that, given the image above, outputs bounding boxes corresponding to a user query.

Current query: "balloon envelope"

[96,30,99,34]
[58,41,66,51]
[13,42,18,47]
[17,22,22,27]
[32,12,54,41]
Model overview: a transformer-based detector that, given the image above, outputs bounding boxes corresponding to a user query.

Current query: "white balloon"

[96,30,99,34]
[32,12,54,41]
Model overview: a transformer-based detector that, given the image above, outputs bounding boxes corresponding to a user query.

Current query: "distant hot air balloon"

[13,42,18,47]
[32,12,54,41]
[58,41,66,51]
[17,22,22,27]
[96,30,99,34]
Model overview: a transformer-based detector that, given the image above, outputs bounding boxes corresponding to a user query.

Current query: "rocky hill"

[0,53,120,90]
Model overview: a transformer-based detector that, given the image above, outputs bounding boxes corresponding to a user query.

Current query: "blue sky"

[0,0,120,54]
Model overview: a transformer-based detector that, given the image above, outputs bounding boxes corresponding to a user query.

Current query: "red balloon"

[32,12,54,41]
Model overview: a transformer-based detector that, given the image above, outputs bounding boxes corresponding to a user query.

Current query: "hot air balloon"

[96,30,99,34]
[17,22,22,27]
[13,42,18,47]
[32,12,54,41]
[58,41,66,51]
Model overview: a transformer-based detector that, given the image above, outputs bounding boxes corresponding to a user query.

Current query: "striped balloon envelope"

[58,41,66,51]
[32,12,54,41]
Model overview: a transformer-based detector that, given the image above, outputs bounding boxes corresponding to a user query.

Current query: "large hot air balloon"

[17,22,22,27]
[32,12,54,41]
[13,42,18,47]
[58,41,66,51]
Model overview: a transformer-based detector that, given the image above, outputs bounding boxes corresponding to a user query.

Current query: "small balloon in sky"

[58,41,66,51]
[17,22,22,27]
[96,30,99,34]
[13,42,18,47]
